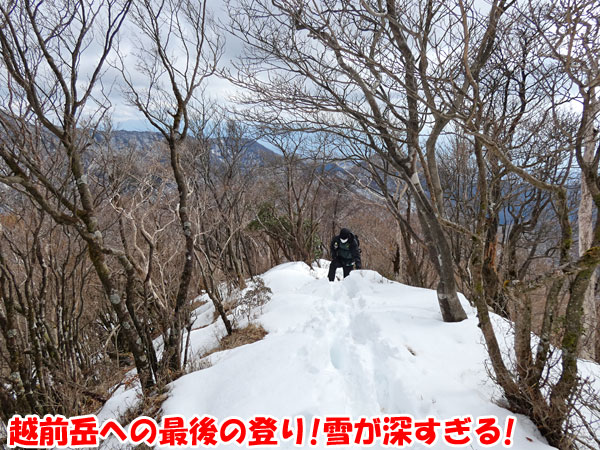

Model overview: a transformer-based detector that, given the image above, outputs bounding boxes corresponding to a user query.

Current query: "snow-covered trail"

[152,262,557,449]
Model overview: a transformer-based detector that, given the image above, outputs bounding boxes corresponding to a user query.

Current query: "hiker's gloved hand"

[355,261,362,270]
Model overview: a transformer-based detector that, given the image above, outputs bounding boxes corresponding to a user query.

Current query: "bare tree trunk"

[165,138,195,372]
[408,178,468,322]
[578,89,598,360]
[392,238,402,281]
[119,0,222,374]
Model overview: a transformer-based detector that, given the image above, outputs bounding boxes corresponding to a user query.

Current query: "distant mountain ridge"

[107,130,279,167]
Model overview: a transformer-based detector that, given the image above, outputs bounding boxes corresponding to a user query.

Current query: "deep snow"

[99,261,600,449]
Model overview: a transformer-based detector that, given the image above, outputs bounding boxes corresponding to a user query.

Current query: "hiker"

[328,227,361,282]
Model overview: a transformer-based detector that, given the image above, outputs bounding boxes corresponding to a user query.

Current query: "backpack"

[354,234,361,253]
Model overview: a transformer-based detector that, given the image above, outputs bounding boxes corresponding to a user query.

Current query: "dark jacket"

[330,230,361,267]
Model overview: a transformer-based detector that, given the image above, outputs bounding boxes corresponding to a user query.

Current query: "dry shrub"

[234,277,273,323]
[193,323,269,367]
[218,323,268,352]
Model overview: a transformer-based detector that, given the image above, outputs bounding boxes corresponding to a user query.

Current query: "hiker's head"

[339,228,351,242]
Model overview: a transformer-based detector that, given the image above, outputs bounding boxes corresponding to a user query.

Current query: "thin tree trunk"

[166,138,195,373]
[578,88,598,360]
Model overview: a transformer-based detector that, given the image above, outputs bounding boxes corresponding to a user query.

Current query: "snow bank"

[150,262,572,449]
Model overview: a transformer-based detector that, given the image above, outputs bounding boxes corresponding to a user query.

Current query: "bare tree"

[189,117,257,336]
[225,0,600,445]
[225,0,519,322]
[446,0,600,445]
[0,0,159,393]
[118,0,223,372]
[250,131,329,265]
[536,0,600,361]
[0,201,121,418]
